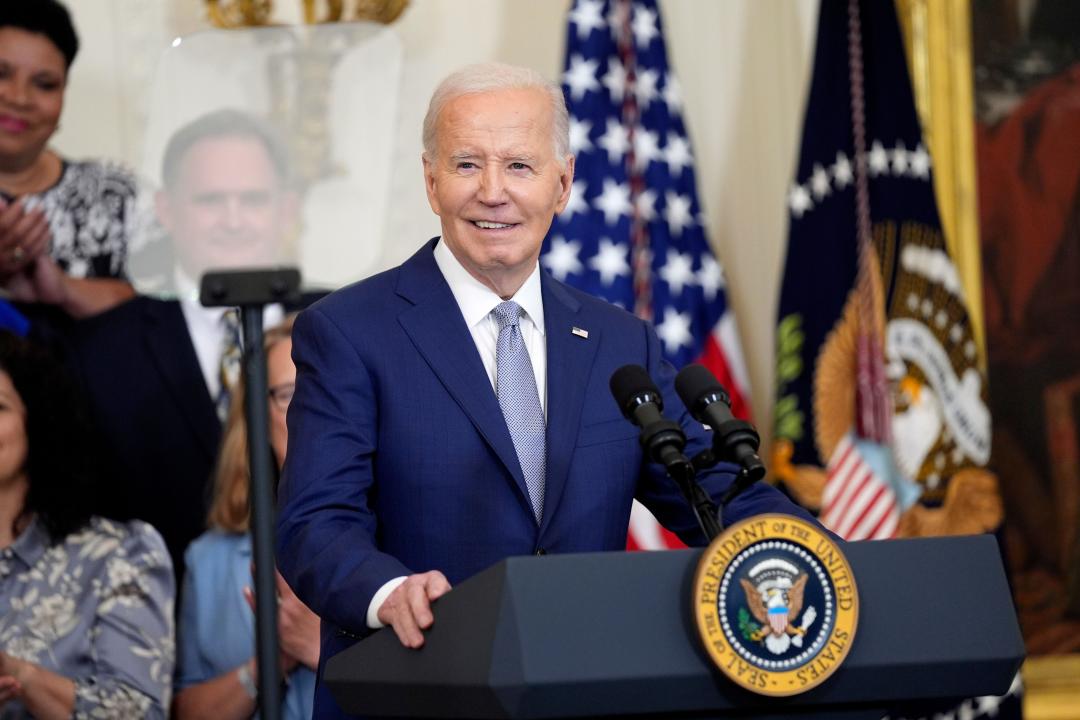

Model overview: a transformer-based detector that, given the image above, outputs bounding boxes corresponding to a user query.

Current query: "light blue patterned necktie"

[493,300,546,522]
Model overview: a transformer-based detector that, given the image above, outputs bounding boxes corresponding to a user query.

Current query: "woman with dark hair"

[0,332,173,718]
[174,316,319,720]
[0,0,144,318]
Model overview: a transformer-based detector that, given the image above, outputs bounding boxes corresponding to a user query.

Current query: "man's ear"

[280,190,301,227]
[554,155,576,215]
[422,154,442,217]
[154,190,174,234]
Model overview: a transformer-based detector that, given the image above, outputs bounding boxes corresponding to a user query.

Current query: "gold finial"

[207,0,408,27]
[206,0,275,28]
[350,0,409,24]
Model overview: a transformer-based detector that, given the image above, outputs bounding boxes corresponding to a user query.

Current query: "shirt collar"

[174,268,202,304]
[433,238,545,334]
[7,515,51,571]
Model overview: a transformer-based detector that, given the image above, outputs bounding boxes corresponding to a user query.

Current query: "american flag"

[821,433,899,541]
[544,0,752,550]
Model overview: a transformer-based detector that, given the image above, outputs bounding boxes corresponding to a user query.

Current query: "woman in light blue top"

[173,316,320,720]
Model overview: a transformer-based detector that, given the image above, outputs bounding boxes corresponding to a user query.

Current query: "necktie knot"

[492,300,524,331]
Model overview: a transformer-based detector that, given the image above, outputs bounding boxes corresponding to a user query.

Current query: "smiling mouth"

[0,115,29,133]
[472,221,518,230]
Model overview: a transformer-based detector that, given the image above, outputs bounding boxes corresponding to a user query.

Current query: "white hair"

[422,62,571,167]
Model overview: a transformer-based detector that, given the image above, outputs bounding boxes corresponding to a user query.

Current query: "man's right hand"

[375,571,452,649]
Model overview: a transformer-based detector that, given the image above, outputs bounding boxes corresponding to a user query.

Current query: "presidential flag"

[544,0,753,551]
[773,0,1003,541]
[772,2,1019,715]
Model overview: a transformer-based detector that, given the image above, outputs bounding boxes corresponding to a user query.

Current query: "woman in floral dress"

[0,331,174,719]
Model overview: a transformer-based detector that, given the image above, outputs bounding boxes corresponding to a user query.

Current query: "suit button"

[535,547,546,556]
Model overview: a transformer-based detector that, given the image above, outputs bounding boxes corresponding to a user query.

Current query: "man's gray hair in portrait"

[421,62,571,168]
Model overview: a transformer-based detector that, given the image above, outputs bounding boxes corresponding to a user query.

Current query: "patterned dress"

[1,160,155,281]
[0,516,175,719]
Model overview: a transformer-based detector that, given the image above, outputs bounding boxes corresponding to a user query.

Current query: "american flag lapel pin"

[571,326,589,339]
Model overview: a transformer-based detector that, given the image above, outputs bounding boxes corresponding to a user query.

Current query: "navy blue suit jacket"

[68,296,221,586]
[276,239,814,718]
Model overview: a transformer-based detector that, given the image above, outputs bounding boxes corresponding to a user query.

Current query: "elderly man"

[276,62,813,718]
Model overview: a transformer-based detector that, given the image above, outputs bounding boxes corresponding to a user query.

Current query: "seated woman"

[0,1,143,318]
[174,316,319,720]
[0,332,173,718]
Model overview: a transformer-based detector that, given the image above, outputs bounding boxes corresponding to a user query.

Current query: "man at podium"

[276,62,814,719]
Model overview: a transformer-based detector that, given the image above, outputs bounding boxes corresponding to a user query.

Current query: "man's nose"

[477,166,507,205]
[222,197,244,229]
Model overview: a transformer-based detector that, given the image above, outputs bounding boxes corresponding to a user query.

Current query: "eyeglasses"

[268,383,295,412]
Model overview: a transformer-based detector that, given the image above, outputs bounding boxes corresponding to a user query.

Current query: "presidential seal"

[693,514,858,696]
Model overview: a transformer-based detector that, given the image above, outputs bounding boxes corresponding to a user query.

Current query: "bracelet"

[236,663,258,700]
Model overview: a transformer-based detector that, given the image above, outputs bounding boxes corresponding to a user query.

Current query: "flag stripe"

[821,433,900,540]
[844,484,891,539]
[824,468,872,531]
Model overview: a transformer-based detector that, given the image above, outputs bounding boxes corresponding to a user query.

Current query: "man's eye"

[193,194,226,207]
[457,162,476,170]
[509,162,530,171]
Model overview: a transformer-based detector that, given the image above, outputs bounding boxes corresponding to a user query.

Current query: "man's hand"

[376,571,452,649]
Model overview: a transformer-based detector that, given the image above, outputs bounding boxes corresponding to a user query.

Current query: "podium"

[325,535,1023,719]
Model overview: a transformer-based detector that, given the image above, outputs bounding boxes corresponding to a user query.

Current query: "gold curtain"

[895,0,985,366]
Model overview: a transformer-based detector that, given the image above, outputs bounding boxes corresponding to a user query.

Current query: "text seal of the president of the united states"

[693,514,859,696]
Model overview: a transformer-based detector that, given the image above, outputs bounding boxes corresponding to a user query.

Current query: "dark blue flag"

[772,1,1020,716]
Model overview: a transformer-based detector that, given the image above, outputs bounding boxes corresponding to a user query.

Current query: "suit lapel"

[142,299,221,459]
[395,242,535,517]
[539,275,599,535]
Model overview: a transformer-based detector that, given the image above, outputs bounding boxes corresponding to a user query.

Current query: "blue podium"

[325,534,1023,719]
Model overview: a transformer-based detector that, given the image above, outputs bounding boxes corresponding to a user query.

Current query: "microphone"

[675,364,766,494]
[609,364,692,477]
[610,364,721,540]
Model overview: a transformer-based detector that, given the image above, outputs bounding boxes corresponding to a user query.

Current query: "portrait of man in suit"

[69,109,298,583]
[275,62,814,719]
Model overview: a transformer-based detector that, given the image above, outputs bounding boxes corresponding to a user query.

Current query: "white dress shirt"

[174,270,284,401]
[366,239,548,628]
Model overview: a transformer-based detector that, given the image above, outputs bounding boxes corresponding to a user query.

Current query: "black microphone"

[675,364,766,495]
[610,364,721,540]
[609,364,691,476]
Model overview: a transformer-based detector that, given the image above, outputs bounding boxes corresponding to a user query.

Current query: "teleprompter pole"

[201,268,301,720]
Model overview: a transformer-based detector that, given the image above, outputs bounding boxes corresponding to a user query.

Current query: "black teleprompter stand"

[201,267,302,720]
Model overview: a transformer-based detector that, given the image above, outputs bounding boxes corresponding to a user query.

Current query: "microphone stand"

[688,426,767,535]
[201,268,302,720]
[640,421,723,542]
[678,466,724,541]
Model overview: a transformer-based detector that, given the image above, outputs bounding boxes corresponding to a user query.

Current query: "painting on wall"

[973,0,1080,656]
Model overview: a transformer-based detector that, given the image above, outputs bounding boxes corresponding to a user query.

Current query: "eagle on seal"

[741,573,813,655]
